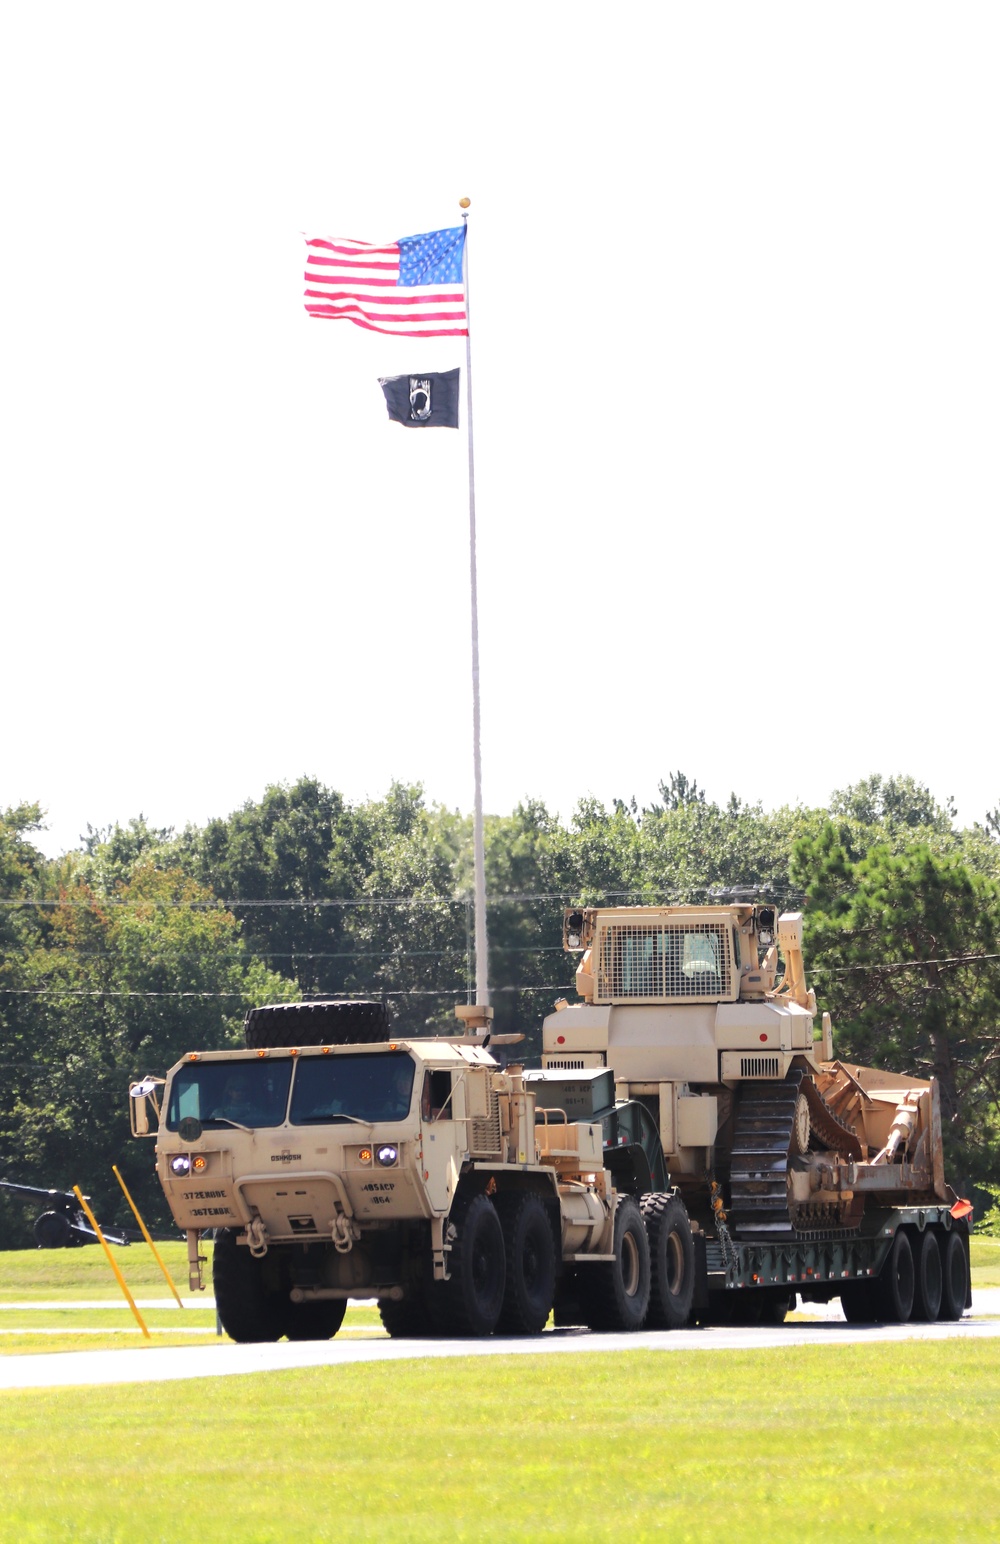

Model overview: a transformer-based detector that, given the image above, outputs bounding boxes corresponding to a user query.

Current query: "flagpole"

[459,197,490,1016]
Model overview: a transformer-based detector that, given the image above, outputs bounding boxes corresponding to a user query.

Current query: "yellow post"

[73,1186,151,1340]
[112,1164,184,1309]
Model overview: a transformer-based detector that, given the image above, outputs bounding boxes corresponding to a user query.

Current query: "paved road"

[2,1292,997,1391]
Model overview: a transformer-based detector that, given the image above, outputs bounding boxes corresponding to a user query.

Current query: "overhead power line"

[0,885,799,910]
[0,984,574,1000]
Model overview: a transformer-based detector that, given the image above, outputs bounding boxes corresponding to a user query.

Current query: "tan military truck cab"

[131,1020,692,1342]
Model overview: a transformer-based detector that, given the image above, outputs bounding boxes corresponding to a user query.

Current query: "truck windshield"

[166,1061,293,1131]
[289,1052,415,1125]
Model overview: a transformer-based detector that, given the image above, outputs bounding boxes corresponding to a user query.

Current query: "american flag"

[304,226,467,337]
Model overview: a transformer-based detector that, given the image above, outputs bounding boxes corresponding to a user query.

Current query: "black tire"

[378,1292,442,1339]
[706,1291,769,1326]
[496,1194,557,1335]
[441,1193,506,1337]
[281,1298,346,1341]
[911,1229,943,1322]
[212,1228,285,1343]
[937,1229,969,1321]
[840,1280,880,1323]
[245,999,390,1050]
[641,1192,695,1330]
[33,1210,73,1249]
[876,1229,915,1323]
[579,1195,651,1332]
[756,1291,791,1326]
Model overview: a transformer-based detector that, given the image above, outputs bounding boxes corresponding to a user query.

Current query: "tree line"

[1,772,998,1246]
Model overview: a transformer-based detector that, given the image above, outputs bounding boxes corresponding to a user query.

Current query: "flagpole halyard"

[460,198,490,1014]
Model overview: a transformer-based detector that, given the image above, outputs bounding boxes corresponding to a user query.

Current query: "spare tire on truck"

[244,999,391,1050]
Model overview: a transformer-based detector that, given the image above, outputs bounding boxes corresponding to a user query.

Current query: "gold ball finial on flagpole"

[459,197,471,209]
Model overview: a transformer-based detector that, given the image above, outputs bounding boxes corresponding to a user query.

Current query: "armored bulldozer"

[129,1000,694,1341]
[542,901,971,1323]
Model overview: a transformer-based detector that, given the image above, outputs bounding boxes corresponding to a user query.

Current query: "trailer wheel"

[579,1194,651,1332]
[911,1229,943,1322]
[33,1211,73,1249]
[937,1230,969,1321]
[281,1298,346,1341]
[641,1192,695,1330]
[442,1193,506,1337]
[756,1291,791,1326]
[495,1194,557,1335]
[212,1228,285,1343]
[876,1228,915,1323]
[840,1280,879,1323]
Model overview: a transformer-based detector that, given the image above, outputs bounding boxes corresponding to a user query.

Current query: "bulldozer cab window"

[681,930,722,982]
[167,1061,292,1131]
[601,923,729,999]
[290,1052,415,1125]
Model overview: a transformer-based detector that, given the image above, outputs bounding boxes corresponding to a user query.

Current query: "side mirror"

[129,1076,164,1138]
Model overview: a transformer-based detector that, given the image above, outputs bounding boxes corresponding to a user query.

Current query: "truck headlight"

[375,1145,398,1167]
[170,1155,192,1176]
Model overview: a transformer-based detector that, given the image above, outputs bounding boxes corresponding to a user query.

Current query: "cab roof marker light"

[256,1049,268,1058]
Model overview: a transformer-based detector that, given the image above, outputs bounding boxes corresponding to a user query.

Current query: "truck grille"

[595,919,732,1002]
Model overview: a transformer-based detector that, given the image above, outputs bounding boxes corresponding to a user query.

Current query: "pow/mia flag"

[378,367,460,428]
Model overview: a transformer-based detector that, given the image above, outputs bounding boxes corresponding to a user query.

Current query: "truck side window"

[421,1070,452,1120]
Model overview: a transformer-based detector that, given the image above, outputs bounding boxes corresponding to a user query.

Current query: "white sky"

[3,4,998,858]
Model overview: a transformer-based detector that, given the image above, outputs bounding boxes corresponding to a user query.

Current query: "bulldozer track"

[728,1071,861,1238]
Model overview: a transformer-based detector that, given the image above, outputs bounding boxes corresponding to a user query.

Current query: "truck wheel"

[379,1292,442,1339]
[282,1298,347,1341]
[496,1194,557,1336]
[641,1192,694,1330]
[212,1228,285,1343]
[840,1280,879,1322]
[911,1229,943,1322]
[937,1230,969,1321]
[580,1195,651,1332]
[876,1229,915,1323]
[442,1193,506,1337]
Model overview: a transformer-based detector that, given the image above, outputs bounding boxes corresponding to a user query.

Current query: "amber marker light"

[358,1148,373,1164]
[322,1047,331,1055]
[256,1049,268,1058]
[188,1053,199,1061]
[289,1048,299,1056]
[192,1155,208,1173]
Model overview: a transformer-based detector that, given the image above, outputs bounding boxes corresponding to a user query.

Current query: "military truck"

[543,901,972,1325]
[129,1000,692,1341]
[129,901,971,1337]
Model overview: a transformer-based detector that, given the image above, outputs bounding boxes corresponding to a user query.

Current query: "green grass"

[970,1235,1000,1287]
[0,1239,196,1300]
[2,1341,998,1542]
[0,1243,382,1353]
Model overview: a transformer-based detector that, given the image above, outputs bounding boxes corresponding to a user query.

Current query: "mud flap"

[690,1231,709,1321]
